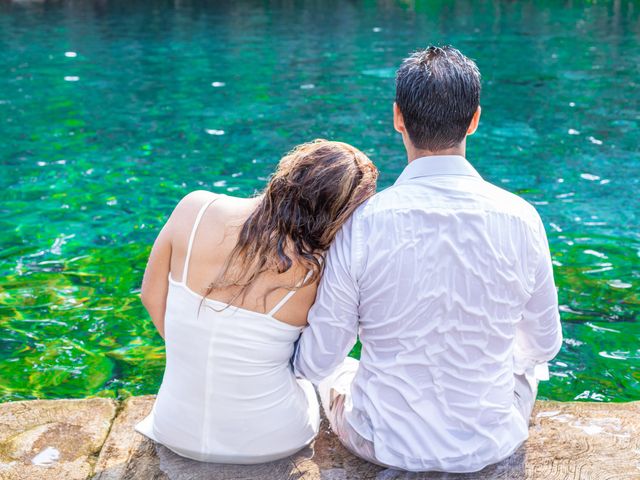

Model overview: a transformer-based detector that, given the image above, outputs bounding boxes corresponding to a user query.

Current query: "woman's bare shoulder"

[178,190,256,209]
[167,190,218,227]
[177,189,219,209]
[168,191,257,232]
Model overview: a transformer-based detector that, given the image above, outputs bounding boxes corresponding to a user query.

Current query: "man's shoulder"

[357,183,416,211]
[479,180,543,225]
[357,178,543,228]
[349,185,404,222]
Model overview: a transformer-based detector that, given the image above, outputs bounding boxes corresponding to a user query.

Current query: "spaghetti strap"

[267,270,313,317]
[182,195,222,285]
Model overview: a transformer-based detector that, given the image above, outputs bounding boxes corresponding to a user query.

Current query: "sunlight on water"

[0,0,638,403]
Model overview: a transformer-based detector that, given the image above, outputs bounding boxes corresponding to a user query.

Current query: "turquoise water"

[0,0,638,403]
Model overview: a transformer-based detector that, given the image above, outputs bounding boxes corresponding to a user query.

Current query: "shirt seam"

[395,173,483,184]
[352,212,363,288]
[530,218,546,293]
[360,205,541,230]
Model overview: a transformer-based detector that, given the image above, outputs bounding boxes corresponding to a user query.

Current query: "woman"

[135,139,378,463]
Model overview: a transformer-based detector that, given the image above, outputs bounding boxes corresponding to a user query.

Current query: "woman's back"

[170,192,318,325]
[135,140,378,464]
[136,193,320,463]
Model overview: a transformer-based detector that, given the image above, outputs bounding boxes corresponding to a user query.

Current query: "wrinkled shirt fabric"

[294,155,562,473]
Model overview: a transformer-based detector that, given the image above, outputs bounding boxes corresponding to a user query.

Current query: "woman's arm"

[140,191,216,339]
[141,221,173,339]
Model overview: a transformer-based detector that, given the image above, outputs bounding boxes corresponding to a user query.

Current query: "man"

[293,46,562,473]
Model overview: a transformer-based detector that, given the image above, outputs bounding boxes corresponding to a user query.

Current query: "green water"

[1,0,638,403]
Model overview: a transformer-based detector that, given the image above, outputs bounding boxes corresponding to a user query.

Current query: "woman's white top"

[136,197,319,463]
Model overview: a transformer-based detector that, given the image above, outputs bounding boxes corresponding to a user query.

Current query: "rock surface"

[1,397,639,479]
[0,398,116,480]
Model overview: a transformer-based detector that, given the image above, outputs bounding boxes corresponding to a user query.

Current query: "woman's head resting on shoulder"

[214,139,378,297]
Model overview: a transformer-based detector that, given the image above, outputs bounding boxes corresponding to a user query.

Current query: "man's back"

[295,155,562,472]
[294,45,562,473]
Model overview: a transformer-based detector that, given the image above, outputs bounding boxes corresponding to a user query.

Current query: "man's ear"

[467,106,481,135]
[393,102,406,134]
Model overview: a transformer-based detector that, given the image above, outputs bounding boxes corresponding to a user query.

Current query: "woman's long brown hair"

[206,139,378,304]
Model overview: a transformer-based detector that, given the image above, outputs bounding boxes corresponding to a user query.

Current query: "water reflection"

[0,0,638,402]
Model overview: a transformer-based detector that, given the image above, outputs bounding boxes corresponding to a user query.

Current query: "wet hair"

[395,45,481,151]
[207,139,378,303]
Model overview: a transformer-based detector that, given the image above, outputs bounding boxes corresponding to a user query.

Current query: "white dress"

[136,197,319,463]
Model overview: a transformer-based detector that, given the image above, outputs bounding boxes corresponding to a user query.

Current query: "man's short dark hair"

[395,46,481,152]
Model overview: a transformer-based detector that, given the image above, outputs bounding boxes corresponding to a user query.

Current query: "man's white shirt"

[294,155,562,472]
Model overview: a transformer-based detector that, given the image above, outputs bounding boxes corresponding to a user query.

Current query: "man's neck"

[407,149,465,163]
[406,142,466,163]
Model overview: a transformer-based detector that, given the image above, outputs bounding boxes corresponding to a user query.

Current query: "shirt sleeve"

[293,217,360,384]
[513,216,563,374]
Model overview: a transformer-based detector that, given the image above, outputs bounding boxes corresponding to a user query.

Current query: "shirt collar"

[394,155,482,185]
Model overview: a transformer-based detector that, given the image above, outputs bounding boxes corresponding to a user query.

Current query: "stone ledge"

[0,397,638,479]
[0,398,117,480]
